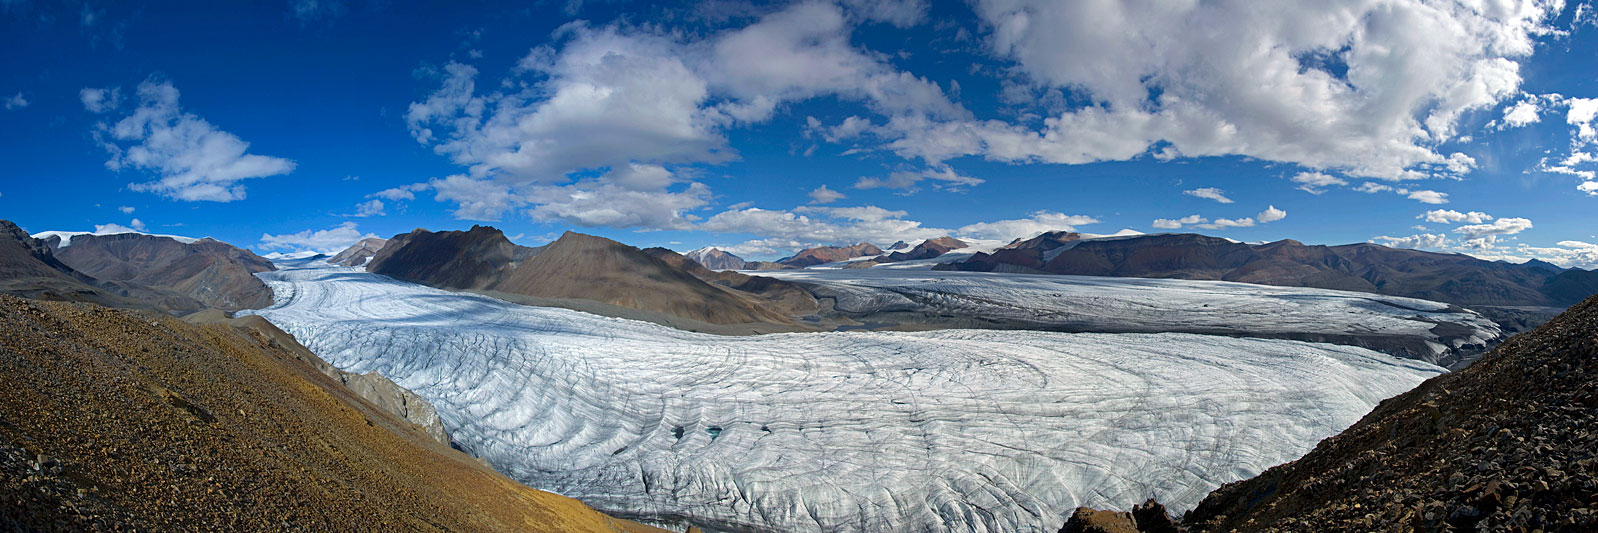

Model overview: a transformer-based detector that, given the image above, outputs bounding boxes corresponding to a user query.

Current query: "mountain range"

[366,227,806,332]
[43,232,276,311]
[934,231,1598,331]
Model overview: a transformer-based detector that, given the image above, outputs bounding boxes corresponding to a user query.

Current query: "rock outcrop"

[1181,292,1598,531]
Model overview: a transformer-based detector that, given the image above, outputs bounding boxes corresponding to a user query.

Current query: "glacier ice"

[249,264,1445,532]
[756,268,1501,365]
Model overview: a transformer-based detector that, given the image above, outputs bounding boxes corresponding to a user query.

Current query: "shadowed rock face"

[1180,293,1598,532]
[939,232,1598,310]
[778,242,884,268]
[328,237,388,267]
[0,220,201,314]
[368,227,797,327]
[47,232,276,311]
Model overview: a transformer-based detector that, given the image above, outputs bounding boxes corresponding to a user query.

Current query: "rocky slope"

[777,242,883,267]
[328,237,388,267]
[1179,292,1598,531]
[643,247,820,319]
[0,294,660,532]
[846,237,970,268]
[682,246,747,270]
[45,232,276,311]
[0,220,201,314]
[368,227,799,328]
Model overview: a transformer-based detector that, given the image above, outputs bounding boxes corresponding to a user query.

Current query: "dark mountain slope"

[939,232,1596,310]
[49,232,277,311]
[368,228,799,327]
[643,247,820,318]
[0,221,200,313]
[683,247,748,271]
[1182,293,1598,531]
[0,294,661,532]
[365,226,536,290]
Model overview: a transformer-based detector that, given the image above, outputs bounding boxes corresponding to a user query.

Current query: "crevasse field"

[249,264,1447,532]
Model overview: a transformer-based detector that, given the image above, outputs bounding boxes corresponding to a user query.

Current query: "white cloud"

[92,222,143,235]
[1500,99,1541,128]
[1257,205,1286,223]
[347,199,385,217]
[426,175,522,221]
[526,181,710,229]
[1569,97,1598,143]
[1581,180,1598,196]
[1454,217,1532,239]
[1353,182,1394,193]
[1152,214,1205,229]
[854,166,983,190]
[1183,187,1233,203]
[808,185,846,204]
[259,221,378,254]
[79,87,121,113]
[1404,189,1450,204]
[1194,217,1256,230]
[1291,171,1347,194]
[117,206,134,214]
[1419,209,1492,224]
[1374,233,1450,249]
[93,79,295,202]
[926,0,1555,180]
[371,183,428,201]
[954,211,1099,240]
[3,92,27,110]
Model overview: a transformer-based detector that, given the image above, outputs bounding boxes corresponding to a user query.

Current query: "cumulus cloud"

[117,206,134,214]
[1404,189,1450,204]
[1500,99,1542,128]
[1194,217,1256,230]
[1257,205,1287,223]
[904,0,1557,180]
[1291,172,1347,194]
[526,181,711,229]
[1183,187,1233,203]
[1454,217,1532,239]
[808,184,846,204]
[1374,233,1450,249]
[92,79,295,202]
[1420,209,1493,224]
[259,221,378,253]
[1152,215,1205,229]
[698,205,1096,254]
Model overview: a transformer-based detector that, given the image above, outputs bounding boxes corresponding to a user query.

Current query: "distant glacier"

[250,264,1450,532]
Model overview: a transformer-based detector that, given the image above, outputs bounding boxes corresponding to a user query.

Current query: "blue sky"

[2,0,1597,266]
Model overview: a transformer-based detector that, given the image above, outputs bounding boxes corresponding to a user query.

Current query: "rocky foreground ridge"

[1060,293,1598,532]
[0,294,661,532]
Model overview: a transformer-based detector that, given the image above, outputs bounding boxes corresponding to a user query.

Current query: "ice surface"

[755,268,1501,364]
[248,264,1445,532]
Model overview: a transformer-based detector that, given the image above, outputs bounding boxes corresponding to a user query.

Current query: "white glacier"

[755,268,1501,365]
[248,264,1446,532]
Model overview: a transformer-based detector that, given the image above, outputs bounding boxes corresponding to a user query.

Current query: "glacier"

[755,268,1500,366]
[249,264,1446,532]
